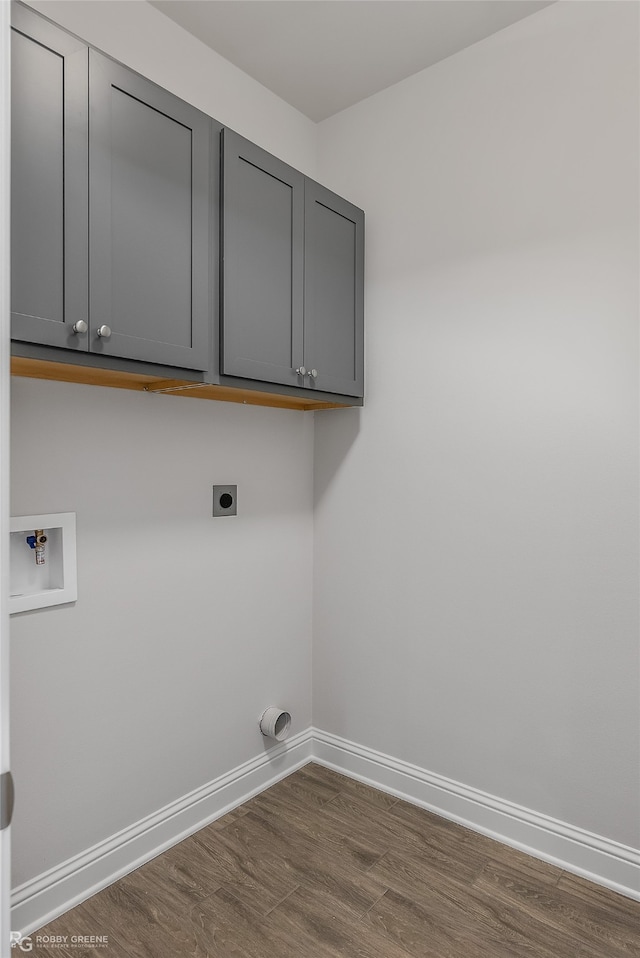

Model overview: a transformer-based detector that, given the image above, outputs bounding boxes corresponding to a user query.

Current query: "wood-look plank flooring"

[29,764,640,957]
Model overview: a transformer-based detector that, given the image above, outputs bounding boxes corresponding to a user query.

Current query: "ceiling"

[149,0,554,122]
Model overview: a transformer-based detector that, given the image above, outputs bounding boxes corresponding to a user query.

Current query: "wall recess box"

[10,513,77,614]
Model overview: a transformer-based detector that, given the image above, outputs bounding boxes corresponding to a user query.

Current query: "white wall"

[11,1,316,887]
[314,0,639,848]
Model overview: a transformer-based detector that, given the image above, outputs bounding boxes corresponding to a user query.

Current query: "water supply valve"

[26,529,47,565]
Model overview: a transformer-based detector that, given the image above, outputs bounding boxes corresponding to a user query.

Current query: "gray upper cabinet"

[11,6,364,407]
[11,6,210,372]
[89,53,210,371]
[221,129,364,398]
[221,129,305,388]
[304,181,364,397]
[11,4,88,351]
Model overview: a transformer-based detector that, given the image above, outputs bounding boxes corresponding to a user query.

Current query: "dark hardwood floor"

[28,763,639,957]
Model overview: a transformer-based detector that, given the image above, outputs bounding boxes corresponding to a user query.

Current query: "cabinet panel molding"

[10,3,88,350]
[304,180,364,397]
[221,128,305,386]
[89,51,210,371]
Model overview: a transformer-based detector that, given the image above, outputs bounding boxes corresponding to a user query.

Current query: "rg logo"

[10,932,33,952]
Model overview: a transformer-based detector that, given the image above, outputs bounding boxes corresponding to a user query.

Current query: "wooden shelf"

[10,356,347,412]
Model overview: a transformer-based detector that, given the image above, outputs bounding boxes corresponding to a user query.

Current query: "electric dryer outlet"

[212,485,237,517]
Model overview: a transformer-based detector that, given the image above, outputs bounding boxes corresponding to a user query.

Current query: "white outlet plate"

[10,512,77,614]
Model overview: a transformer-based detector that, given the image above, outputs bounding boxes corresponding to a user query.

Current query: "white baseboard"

[12,725,639,936]
[312,727,640,902]
[11,728,313,936]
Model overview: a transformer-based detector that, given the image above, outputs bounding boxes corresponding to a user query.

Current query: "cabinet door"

[221,129,304,387]
[89,52,210,370]
[11,5,88,351]
[304,181,364,397]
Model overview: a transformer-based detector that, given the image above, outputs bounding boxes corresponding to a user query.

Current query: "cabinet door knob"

[72,320,88,335]
[309,368,318,379]
[96,325,112,339]
[296,366,307,377]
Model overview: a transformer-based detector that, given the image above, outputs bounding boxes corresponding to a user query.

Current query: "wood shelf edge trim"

[144,379,345,410]
[11,356,161,391]
[10,357,347,411]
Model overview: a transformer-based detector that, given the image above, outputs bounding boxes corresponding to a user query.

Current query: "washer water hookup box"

[10,512,77,614]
